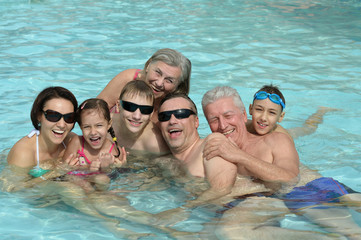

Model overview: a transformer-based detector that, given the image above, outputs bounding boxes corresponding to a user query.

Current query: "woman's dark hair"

[31,86,78,130]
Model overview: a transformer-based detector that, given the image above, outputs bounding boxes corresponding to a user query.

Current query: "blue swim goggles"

[253,91,285,109]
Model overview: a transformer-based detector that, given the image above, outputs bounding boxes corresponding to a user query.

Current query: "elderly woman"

[98,48,191,122]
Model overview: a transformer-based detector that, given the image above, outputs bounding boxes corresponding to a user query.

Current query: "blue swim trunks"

[283,177,354,211]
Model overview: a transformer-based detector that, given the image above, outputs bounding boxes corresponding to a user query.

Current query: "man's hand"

[203,133,241,164]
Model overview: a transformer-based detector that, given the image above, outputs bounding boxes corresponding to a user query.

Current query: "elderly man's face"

[158,97,199,151]
[203,97,247,145]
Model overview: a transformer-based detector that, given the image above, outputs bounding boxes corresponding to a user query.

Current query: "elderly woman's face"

[145,61,181,100]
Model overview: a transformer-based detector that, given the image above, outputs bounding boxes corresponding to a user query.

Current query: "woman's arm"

[97,69,139,109]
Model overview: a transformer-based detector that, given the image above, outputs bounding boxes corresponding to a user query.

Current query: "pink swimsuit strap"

[77,136,91,164]
[68,139,115,177]
[133,69,141,80]
[76,137,116,164]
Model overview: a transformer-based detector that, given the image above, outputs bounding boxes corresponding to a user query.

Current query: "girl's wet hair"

[77,98,120,158]
[31,86,78,130]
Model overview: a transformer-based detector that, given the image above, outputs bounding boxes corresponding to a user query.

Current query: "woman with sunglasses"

[98,48,191,123]
[6,86,78,188]
[111,80,169,156]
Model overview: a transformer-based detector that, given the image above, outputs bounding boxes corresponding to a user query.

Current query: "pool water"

[1,0,361,239]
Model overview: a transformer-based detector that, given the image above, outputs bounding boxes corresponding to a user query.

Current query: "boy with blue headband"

[247,85,336,140]
[247,85,289,137]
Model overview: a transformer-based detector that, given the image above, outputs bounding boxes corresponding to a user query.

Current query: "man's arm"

[203,133,299,183]
[185,135,238,207]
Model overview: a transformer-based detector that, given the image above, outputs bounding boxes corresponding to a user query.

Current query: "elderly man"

[201,86,361,239]
[202,86,299,185]
[156,91,346,240]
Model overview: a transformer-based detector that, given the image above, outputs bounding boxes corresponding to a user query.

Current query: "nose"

[260,111,267,121]
[132,108,142,119]
[154,77,165,88]
[56,117,66,128]
[168,114,178,124]
[218,116,227,130]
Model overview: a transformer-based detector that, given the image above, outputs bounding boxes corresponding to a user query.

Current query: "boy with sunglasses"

[111,80,170,156]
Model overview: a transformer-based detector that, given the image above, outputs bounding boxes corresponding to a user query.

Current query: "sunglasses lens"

[139,106,154,115]
[158,109,195,122]
[43,110,75,123]
[63,113,76,123]
[44,110,62,122]
[121,101,136,112]
[174,109,192,119]
[122,101,153,115]
[158,112,171,122]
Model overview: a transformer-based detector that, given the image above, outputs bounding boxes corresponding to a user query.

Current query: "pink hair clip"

[81,102,87,110]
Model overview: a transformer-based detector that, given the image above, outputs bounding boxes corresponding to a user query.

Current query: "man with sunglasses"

[157,93,268,205]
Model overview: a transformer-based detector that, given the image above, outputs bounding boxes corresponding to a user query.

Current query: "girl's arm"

[62,135,81,165]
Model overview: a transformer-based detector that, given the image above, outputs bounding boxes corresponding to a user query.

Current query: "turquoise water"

[1,0,361,239]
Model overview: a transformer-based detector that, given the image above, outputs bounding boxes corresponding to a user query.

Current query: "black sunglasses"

[158,109,196,122]
[42,110,76,124]
[121,100,154,115]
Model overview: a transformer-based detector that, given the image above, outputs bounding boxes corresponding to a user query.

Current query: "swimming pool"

[1,0,360,239]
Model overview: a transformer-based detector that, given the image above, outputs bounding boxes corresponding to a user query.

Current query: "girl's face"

[80,109,112,151]
[145,61,182,100]
[119,94,153,134]
[39,98,75,145]
[249,98,285,135]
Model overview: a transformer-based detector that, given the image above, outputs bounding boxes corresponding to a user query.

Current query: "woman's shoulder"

[7,136,35,167]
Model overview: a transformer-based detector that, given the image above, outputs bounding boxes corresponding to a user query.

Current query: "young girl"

[63,98,126,192]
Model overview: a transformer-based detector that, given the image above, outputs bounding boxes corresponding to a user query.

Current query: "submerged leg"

[289,107,338,139]
[303,207,361,240]
[210,196,347,240]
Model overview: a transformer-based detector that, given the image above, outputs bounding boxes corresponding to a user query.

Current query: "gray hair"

[202,86,245,111]
[143,48,191,94]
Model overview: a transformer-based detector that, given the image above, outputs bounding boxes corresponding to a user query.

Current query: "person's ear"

[194,116,199,129]
[278,112,285,123]
[115,100,120,113]
[249,104,253,115]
